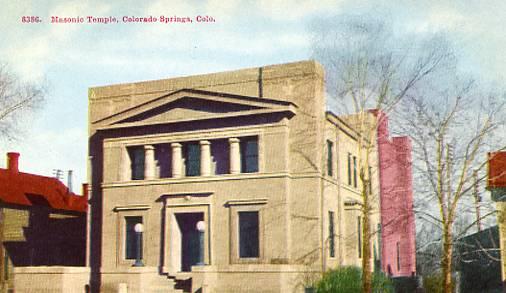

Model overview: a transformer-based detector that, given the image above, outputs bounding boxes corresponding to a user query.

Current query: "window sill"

[233,257,262,264]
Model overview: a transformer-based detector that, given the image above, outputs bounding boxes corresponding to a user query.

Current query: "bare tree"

[397,79,506,292]
[0,63,46,141]
[311,15,450,292]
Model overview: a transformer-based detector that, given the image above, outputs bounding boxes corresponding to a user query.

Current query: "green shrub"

[316,266,394,293]
[316,266,362,293]
[422,273,456,293]
[372,271,395,293]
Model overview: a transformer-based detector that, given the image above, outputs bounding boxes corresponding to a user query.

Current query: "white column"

[144,145,155,180]
[120,146,132,181]
[229,138,241,174]
[200,140,211,176]
[171,143,182,178]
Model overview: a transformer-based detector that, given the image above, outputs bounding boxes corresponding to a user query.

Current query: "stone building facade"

[87,60,380,292]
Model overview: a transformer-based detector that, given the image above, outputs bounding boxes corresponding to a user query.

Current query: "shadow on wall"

[3,205,86,266]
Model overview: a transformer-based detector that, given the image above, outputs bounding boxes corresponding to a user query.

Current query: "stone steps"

[168,273,192,293]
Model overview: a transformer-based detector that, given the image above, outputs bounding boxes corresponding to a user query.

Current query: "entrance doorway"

[175,212,204,272]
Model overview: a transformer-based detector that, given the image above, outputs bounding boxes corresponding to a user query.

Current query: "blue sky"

[1,0,505,190]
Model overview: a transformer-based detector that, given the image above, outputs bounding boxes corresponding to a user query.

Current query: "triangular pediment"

[119,97,262,124]
[94,89,297,130]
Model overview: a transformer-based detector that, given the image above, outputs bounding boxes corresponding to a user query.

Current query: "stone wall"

[13,266,90,293]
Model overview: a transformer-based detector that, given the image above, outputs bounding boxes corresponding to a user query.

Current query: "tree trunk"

[441,224,453,293]
[362,190,372,293]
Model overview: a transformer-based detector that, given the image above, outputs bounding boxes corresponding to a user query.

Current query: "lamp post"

[196,221,206,266]
[133,223,144,267]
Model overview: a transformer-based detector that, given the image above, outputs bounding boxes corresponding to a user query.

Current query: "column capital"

[144,145,155,151]
[200,140,211,146]
[228,138,240,144]
[171,142,182,148]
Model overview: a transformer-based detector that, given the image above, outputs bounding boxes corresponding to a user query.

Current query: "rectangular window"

[185,143,200,176]
[125,216,143,260]
[347,153,352,185]
[368,166,372,194]
[329,211,335,258]
[241,137,259,173]
[396,242,401,271]
[3,251,8,280]
[129,147,144,180]
[211,139,229,175]
[155,144,172,178]
[327,140,333,176]
[353,156,357,188]
[357,216,362,258]
[239,211,259,258]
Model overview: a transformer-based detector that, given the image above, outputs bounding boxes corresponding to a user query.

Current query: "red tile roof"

[0,153,87,212]
[488,152,506,189]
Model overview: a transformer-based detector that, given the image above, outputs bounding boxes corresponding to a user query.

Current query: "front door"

[175,213,203,272]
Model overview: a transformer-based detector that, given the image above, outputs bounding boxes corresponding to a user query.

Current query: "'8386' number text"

[21,16,41,23]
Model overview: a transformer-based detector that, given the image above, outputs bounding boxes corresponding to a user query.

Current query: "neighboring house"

[373,110,416,277]
[456,226,502,293]
[487,151,506,287]
[87,60,382,292]
[0,152,87,292]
